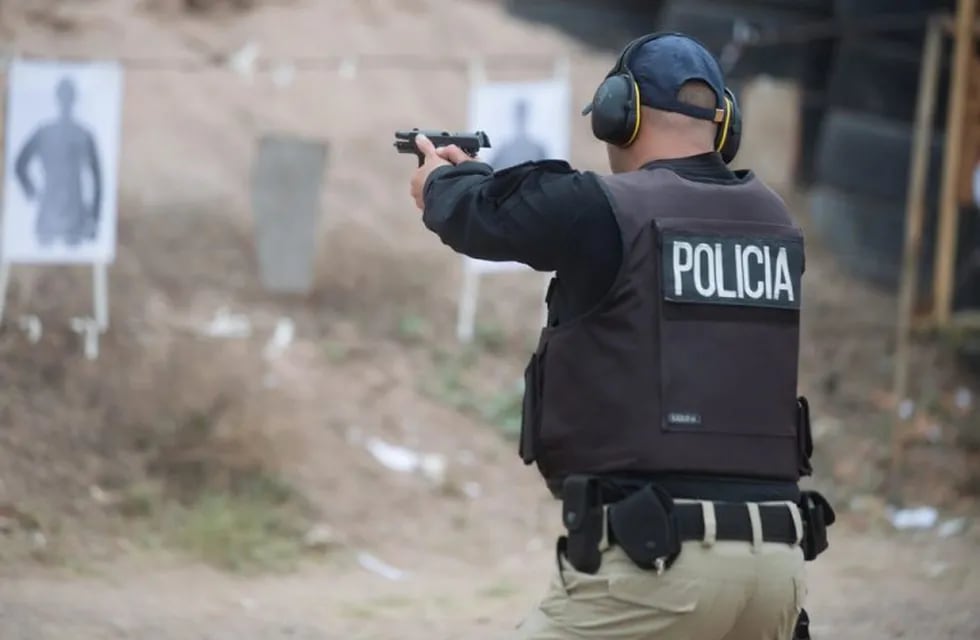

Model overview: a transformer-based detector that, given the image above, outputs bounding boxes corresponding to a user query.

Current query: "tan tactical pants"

[513,501,807,640]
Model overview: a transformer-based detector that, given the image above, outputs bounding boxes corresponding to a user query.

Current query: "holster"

[608,484,682,573]
[798,490,836,561]
[561,475,604,574]
[794,609,811,639]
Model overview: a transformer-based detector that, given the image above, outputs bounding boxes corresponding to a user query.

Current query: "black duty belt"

[624,500,802,546]
[560,477,810,576]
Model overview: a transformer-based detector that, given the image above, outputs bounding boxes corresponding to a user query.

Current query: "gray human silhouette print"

[14,76,102,247]
[488,98,548,170]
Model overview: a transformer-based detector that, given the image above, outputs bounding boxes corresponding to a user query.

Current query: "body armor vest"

[519,167,813,484]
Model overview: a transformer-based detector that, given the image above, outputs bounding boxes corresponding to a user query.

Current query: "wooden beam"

[934,0,978,328]
[888,15,947,502]
[941,14,980,35]
[958,72,979,205]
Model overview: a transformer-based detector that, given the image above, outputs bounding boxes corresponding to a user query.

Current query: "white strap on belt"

[700,500,717,547]
[788,501,804,545]
[746,502,763,553]
[599,505,612,552]
[760,499,805,546]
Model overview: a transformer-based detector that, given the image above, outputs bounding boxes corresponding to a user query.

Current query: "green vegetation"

[168,477,309,573]
[116,473,313,574]
[420,341,525,438]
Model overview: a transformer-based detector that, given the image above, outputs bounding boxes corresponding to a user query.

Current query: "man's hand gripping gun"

[393,128,492,166]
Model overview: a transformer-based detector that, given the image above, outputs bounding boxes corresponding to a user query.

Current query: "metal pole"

[0,261,9,326]
[93,262,109,331]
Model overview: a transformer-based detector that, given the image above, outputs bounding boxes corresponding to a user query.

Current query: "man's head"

[55,76,77,118]
[582,33,737,173]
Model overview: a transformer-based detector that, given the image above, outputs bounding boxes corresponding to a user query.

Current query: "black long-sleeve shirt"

[422,152,800,503]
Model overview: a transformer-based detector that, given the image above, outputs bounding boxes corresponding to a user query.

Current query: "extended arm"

[14,130,40,199]
[421,159,589,272]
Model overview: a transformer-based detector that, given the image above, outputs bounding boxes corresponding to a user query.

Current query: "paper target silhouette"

[455,73,571,343]
[2,59,122,264]
[470,80,570,171]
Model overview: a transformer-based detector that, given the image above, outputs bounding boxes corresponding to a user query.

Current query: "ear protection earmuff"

[715,87,742,166]
[586,32,742,164]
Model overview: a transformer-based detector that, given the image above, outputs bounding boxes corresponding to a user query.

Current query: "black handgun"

[393,128,492,166]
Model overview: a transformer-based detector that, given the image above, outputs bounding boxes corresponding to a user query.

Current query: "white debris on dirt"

[201,308,252,338]
[811,416,842,442]
[365,437,447,485]
[897,399,916,420]
[419,455,447,485]
[357,552,407,582]
[303,524,344,551]
[462,481,481,499]
[17,314,43,343]
[888,506,939,531]
[262,317,295,360]
[227,41,260,80]
[30,531,47,550]
[365,438,420,473]
[954,387,973,411]
[936,518,968,538]
[89,485,111,505]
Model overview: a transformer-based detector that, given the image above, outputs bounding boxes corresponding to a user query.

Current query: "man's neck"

[628,144,715,171]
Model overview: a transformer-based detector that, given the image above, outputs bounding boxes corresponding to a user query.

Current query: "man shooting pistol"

[393,129,491,167]
[400,32,835,640]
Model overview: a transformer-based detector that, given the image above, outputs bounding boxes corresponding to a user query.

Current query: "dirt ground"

[1,523,978,640]
[0,1,978,639]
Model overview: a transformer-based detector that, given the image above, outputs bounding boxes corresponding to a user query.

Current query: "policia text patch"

[661,232,803,310]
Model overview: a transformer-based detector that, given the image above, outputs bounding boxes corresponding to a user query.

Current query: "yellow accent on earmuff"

[715,96,732,153]
[625,80,642,146]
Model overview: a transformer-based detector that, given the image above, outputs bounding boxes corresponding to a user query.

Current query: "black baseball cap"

[582,32,727,124]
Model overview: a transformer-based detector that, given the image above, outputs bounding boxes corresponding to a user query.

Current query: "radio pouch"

[608,484,681,572]
[799,490,836,561]
[794,609,811,639]
[561,475,604,574]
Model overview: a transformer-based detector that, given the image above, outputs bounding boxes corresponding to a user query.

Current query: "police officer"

[408,32,833,640]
